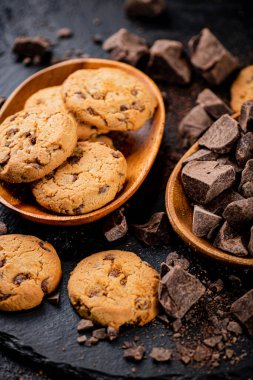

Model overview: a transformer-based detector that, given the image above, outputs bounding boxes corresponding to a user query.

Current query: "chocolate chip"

[235,132,253,167]
[120,105,128,111]
[124,0,167,18]
[57,27,73,39]
[240,159,253,198]
[112,152,120,158]
[0,293,11,302]
[103,209,128,242]
[87,107,99,116]
[158,265,205,319]
[123,345,145,361]
[188,28,239,85]
[0,96,6,109]
[132,212,171,246]
[77,335,87,345]
[12,36,52,64]
[192,205,222,239]
[131,101,145,111]
[223,197,253,227]
[103,254,115,261]
[0,259,6,268]
[47,291,60,306]
[149,347,172,362]
[41,279,48,294]
[99,185,109,194]
[14,273,30,285]
[77,319,94,332]
[72,173,79,182]
[74,91,86,100]
[214,221,248,257]
[92,328,107,340]
[107,326,119,341]
[38,241,51,252]
[109,268,121,277]
[73,204,84,214]
[231,289,253,335]
[0,152,10,167]
[181,161,236,204]
[148,40,191,85]
[67,154,82,164]
[0,222,7,235]
[239,100,253,133]
[135,297,150,310]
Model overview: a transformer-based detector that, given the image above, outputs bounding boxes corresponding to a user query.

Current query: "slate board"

[1,0,253,379]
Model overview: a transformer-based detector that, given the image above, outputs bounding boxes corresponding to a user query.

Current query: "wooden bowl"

[0,59,165,226]
[166,141,253,267]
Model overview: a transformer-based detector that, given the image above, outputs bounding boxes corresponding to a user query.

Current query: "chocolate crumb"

[47,291,60,306]
[57,27,73,38]
[123,345,145,361]
[150,347,172,362]
[92,328,107,340]
[107,326,119,341]
[77,335,87,345]
[77,319,94,332]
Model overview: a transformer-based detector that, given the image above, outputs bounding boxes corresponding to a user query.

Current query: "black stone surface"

[1,0,253,379]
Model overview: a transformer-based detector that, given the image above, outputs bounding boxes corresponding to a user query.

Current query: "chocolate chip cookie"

[68,250,159,328]
[231,66,253,112]
[0,234,61,311]
[0,109,77,183]
[62,68,157,131]
[32,141,127,215]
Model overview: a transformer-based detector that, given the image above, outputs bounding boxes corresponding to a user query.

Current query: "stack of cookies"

[0,67,157,215]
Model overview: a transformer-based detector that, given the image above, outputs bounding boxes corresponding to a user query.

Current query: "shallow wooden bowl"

[0,59,165,226]
[166,141,253,267]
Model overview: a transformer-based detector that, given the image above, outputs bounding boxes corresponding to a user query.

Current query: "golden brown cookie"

[32,141,127,215]
[231,66,253,112]
[62,68,157,131]
[88,135,115,149]
[0,109,77,183]
[68,250,159,328]
[0,234,62,311]
[24,86,108,141]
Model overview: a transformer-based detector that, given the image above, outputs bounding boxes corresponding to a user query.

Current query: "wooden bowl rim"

[0,58,165,226]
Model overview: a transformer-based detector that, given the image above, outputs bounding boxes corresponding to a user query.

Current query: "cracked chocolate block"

[182,149,218,165]
[188,28,239,85]
[223,197,253,227]
[181,161,236,204]
[231,289,253,334]
[148,40,191,84]
[239,100,253,133]
[240,159,253,198]
[235,132,253,167]
[159,265,205,319]
[206,190,244,216]
[196,88,232,119]
[199,115,240,153]
[248,226,253,255]
[192,205,222,238]
[103,28,149,67]
[179,105,212,146]
[214,221,248,256]
[124,0,166,18]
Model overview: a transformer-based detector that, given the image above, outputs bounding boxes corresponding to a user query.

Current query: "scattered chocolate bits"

[132,212,171,246]
[188,28,239,84]
[165,251,189,271]
[103,209,128,242]
[123,345,145,361]
[92,328,107,340]
[231,289,253,334]
[0,222,7,235]
[47,291,60,306]
[12,36,52,65]
[57,27,73,38]
[227,321,242,335]
[77,335,87,345]
[196,89,232,119]
[77,319,94,332]
[149,347,172,362]
[192,205,222,238]
[103,28,149,67]
[148,40,191,84]
[124,0,166,18]
[107,326,119,341]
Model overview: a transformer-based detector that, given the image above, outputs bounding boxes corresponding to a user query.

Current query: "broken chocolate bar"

[103,28,149,67]
[239,100,253,133]
[148,40,191,84]
[132,212,171,246]
[223,197,253,227]
[235,132,253,167]
[196,88,232,119]
[214,222,248,257]
[188,28,239,85]
[240,159,253,198]
[103,209,128,242]
[124,0,166,18]
[231,289,253,335]
[182,149,218,165]
[181,161,236,204]
[192,205,222,239]
[199,115,240,154]
[159,265,205,319]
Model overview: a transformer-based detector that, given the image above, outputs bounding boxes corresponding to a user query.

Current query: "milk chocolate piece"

[199,115,240,154]
[223,197,253,227]
[231,289,253,335]
[239,100,253,133]
[158,265,205,319]
[123,345,145,361]
[124,0,166,18]
[196,89,232,119]
[240,159,253,198]
[206,190,244,216]
[103,209,128,242]
[150,347,172,362]
[182,149,218,165]
[103,28,149,66]
[132,212,171,246]
[188,28,239,85]
[181,161,236,204]
[179,105,212,146]
[47,291,60,306]
[214,222,248,256]
[235,132,253,167]
[192,205,222,238]
[148,40,191,84]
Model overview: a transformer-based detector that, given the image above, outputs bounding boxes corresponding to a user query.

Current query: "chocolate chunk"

[193,345,211,362]
[240,159,253,198]
[214,221,248,256]
[47,291,60,306]
[192,205,222,238]
[239,100,253,133]
[188,28,239,85]
[196,89,232,119]
[57,27,73,38]
[123,345,145,361]
[223,197,253,227]
[132,212,171,246]
[0,96,6,109]
[203,335,222,348]
[77,319,94,332]
[0,222,7,235]
[85,337,99,347]
[77,335,87,345]
[227,321,242,335]
[0,293,11,302]
[124,0,166,18]
[148,40,191,84]
[12,36,51,63]
[179,105,212,147]
[231,289,253,335]
[181,161,236,204]
[38,241,51,252]
[248,226,253,255]
[149,347,172,362]
[199,115,240,154]
[205,190,244,216]
[235,132,253,167]
[14,273,30,285]
[103,28,149,67]
[165,251,189,271]
[182,149,218,165]
[159,265,205,319]
[103,209,128,242]
[107,326,119,341]
[92,328,107,340]
[216,155,242,173]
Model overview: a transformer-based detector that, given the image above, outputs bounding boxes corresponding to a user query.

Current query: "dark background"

[1,0,253,379]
